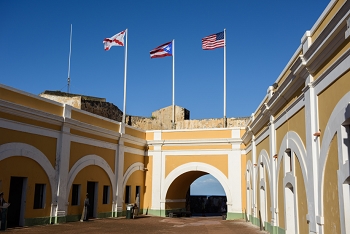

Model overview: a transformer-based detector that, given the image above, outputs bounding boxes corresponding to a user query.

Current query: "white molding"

[161,162,236,212]
[314,49,350,95]
[0,143,56,204]
[66,155,116,203]
[0,118,60,139]
[317,93,350,234]
[274,94,305,130]
[121,162,145,202]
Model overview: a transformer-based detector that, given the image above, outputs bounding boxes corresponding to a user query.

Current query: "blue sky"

[0,0,330,195]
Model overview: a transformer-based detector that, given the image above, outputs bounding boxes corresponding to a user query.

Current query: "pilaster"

[304,75,320,234]
[54,104,72,223]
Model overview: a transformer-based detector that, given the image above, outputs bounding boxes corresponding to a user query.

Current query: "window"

[125,185,131,204]
[33,184,46,209]
[71,184,80,206]
[285,149,292,173]
[103,185,110,204]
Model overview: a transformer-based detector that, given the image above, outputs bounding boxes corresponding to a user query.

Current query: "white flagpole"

[122,28,128,128]
[67,24,72,93]
[223,29,227,128]
[172,39,175,129]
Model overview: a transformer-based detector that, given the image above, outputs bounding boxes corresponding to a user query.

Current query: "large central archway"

[161,162,234,216]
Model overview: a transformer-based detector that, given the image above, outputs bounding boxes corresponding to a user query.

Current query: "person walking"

[0,192,10,230]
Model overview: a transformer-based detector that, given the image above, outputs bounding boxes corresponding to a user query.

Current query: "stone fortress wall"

[40,91,250,130]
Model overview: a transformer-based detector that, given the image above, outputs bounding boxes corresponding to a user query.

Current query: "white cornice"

[65,118,121,140]
[147,138,242,146]
[0,100,64,126]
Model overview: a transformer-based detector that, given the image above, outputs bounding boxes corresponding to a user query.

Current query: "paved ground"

[5,216,268,234]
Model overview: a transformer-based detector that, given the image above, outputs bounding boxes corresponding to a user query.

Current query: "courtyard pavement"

[4,215,268,234]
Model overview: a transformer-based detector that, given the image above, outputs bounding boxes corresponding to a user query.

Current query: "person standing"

[0,192,9,230]
[83,193,90,221]
[80,193,90,222]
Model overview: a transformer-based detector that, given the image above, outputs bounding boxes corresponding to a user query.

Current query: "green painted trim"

[250,216,260,226]
[56,216,66,224]
[97,212,113,218]
[265,222,272,233]
[226,212,244,220]
[66,214,81,222]
[24,217,50,226]
[116,211,123,217]
[146,209,166,217]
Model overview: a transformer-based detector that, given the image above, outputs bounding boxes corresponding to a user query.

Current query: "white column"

[151,131,164,215]
[54,105,72,223]
[304,75,320,234]
[116,135,125,216]
[251,135,257,218]
[228,128,242,214]
[268,115,278,226]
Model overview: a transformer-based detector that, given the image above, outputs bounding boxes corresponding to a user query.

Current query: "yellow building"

[0,1,349,233]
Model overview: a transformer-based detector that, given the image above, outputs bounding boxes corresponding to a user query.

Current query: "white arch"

[161,162,233,211]
[275,131,307,231]
[318,91,350,234]
[256,150,270,229]
[0,142,56,202]
[276,131,308,183]
[121,162,145,201]
[246,160,253,220]
[256,149,273,207]
[67,155,116,201]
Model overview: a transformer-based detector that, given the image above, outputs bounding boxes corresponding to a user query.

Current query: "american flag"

[150,41,172,58]
[202,31,224,50]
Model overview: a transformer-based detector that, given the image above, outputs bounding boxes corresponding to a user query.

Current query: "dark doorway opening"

[87,182,97,218]
[7,177,26,227]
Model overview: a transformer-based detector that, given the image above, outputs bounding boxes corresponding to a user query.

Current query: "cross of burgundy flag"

[103,30,125,51]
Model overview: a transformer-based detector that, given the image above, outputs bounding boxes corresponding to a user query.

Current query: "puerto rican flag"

[103,30,125,51]
[150,41,172,58]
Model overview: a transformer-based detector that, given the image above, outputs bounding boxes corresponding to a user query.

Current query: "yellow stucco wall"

[67,165,112,216]
[0,156,52,218]
[123,152,144,174]
[71,110,119,132]
[276,108,306,152]
[123,170,145,210]
[295,155,308,234]
[274,86,303,122]
[0,87,63,116]
[70,129,118,144]
[162,144,232,151]
[162,129,231,140]
[125,127,145,139]
[0,112,61,131]
[323,134,341,233]
[165,155,228,178]
[143,156,153,210]
[69,142,115,173]
[318,70,350,144]
[256,136,269,160]
[124,142,145,151]
[0,127,57,168]
[246,151,252,165]
[145,131,154,141]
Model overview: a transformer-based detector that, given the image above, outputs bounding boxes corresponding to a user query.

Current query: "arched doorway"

[162,162,233,218]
